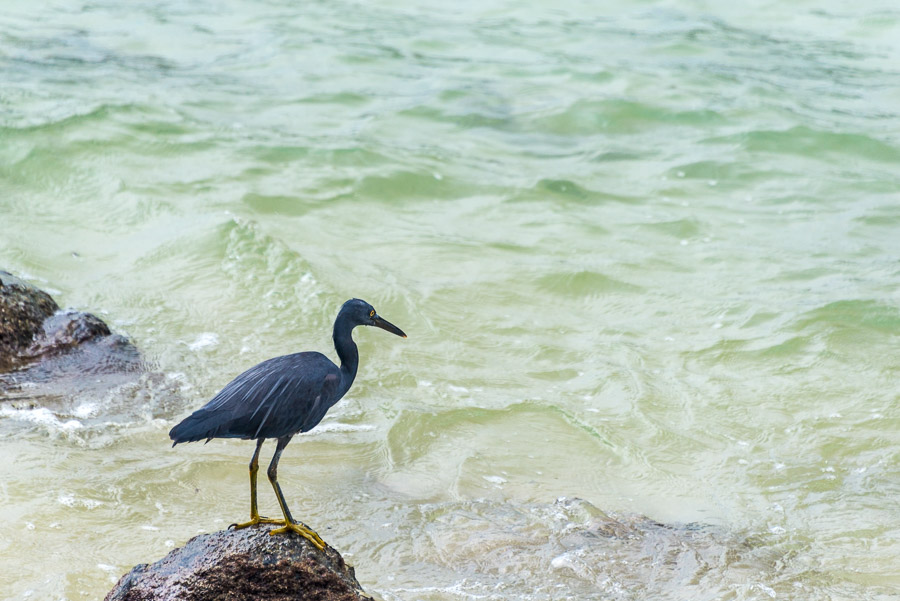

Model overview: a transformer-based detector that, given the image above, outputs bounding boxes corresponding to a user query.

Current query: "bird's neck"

[333,320,359,395]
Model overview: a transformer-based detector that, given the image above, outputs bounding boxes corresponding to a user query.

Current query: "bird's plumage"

[169,352,343,444]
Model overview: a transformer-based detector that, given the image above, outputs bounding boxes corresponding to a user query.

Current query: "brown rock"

[0,270,59,370]
[105,525,372,601]
[1,270,143,403]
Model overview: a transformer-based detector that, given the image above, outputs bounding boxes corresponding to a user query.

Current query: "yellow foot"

[269,521,326,550]
[231,515,286,530]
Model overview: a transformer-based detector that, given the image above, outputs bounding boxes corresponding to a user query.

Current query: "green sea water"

[2,1,899,599]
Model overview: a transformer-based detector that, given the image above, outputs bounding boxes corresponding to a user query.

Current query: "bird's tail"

[169,409,232,446]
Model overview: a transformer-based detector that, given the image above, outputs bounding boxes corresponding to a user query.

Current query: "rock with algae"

[105,525,372,601]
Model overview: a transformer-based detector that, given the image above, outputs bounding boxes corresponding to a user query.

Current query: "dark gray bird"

[169,298,406,549]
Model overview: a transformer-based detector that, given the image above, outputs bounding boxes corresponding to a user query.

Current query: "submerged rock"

[0,270,142,402]
[406,496,766,600]
[105,525,371,601]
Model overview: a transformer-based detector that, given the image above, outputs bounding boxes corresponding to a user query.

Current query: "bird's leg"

[266,436,327,550]
[231,438,284,529]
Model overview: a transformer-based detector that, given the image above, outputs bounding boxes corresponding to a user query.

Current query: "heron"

[169,298,406,550]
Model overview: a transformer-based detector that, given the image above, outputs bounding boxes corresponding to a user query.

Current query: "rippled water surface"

[2,1,899,599]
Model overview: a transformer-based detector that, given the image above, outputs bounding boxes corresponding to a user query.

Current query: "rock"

[0,270,59,371]
[0,270,143,402]
[24,310,113,357]
[105,525,372,601]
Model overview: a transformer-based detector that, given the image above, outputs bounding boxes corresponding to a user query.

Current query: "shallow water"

[2,1,900,599]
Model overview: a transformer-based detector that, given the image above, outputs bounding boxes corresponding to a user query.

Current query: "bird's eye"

[369,310,375,317]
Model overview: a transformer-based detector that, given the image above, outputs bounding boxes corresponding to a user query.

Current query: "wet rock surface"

[105,525,372,601]
[0,270,143,402]
[0,270,59,370]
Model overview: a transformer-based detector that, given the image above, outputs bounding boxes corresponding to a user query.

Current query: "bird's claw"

[269,520,327,550]
[231,515,286,530]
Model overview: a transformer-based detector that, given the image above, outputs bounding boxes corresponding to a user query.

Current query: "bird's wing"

[298,371,341,433]
[169,352,342,443]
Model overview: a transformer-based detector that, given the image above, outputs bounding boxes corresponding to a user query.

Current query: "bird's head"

[339,298,407,337]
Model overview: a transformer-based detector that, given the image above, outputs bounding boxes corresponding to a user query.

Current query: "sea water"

[1,1,899,599]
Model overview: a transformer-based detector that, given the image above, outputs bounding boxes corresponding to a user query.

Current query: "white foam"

[306,422,375,434]
[188,333,219,351]
[74,402,99,419]
[0,406,83,431]
[551,552,575,570]
[752,583,777,598]
[57,493,102,509]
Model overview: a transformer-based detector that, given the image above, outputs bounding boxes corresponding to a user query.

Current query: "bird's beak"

[372,314,407,338]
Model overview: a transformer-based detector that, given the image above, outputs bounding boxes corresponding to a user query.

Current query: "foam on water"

[0,405,83,432]
[187,333,219,351]
[307,421,377,434]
